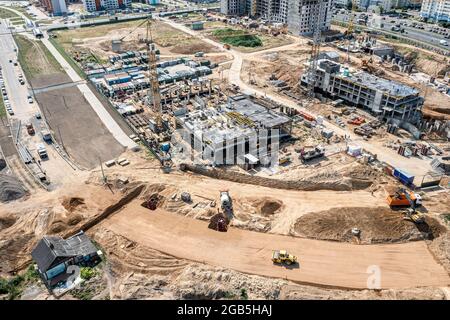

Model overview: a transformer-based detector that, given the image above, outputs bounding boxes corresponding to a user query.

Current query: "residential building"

[301,59,423,121]
[38,0,68,15]
[420,0,450,22]
[287,0,333,36]
[82,0,132,12]
[221,0,333,35]
[31,231,102,288]
[220,0,247,15]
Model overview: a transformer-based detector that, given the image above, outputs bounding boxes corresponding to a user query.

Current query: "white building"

[420,0,450,22]
[82,0,132,12]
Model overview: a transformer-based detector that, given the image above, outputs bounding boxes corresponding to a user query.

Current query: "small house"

[31,231,101,288]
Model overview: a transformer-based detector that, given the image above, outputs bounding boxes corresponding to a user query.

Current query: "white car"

[27,96,33,103]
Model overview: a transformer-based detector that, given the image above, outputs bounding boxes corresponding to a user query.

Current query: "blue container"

[161,143,170,152]
[393,168,414,185]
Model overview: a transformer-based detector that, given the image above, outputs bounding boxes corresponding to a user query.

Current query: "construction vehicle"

[299,145,325,163]
[220,191,233,218]
[386,188,422,208]
[347,116,365,125]
[26,123,35,135]
[404,208,425,224]
[272,250,297,265]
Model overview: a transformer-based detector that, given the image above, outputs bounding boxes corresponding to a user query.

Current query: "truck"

[36,143,48,159]
[299,145,325,163]
[40,130,52,142]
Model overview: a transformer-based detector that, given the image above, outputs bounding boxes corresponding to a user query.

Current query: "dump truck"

[272,250,297,265]
[299,145,325,163]
[386,188,422,208]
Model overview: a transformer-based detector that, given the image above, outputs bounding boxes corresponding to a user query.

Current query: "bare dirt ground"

[0,148,449,299]
[55,20,220,60]
[36,85,125,169]
[293,207,446,244]
[99,202,450,289]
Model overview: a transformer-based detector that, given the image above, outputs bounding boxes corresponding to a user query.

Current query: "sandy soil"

[99,201,450,289]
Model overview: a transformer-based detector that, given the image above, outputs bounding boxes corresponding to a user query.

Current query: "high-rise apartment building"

[82,0,132,12]
[420,0,450,22]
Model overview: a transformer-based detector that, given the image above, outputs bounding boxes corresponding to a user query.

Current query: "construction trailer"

[301,59,423,122]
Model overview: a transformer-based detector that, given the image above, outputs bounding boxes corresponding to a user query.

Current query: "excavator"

[386,188,425,223]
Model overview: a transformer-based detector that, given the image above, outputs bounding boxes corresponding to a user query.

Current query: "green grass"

[0,94,6,118]
[14,35,63,80]
[12,6,34,20]
[80,267,98,281]
[0,265,40,300]
[48,36,86,79]
[212,28,262,48]
[0,7,19,19]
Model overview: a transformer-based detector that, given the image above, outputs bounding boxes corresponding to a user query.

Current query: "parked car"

[26,123,35,135]
[27,95,33,103]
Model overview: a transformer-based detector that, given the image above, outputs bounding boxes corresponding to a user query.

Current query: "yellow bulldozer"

[272,250,297,265]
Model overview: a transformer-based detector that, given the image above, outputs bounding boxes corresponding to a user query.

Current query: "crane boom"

[145,18,163,130]
[306,0,325,99]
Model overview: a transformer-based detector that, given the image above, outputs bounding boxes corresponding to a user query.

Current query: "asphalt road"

[333,12,450,51]
[0,19,34,121]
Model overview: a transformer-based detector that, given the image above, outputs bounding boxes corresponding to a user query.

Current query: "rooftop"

[317,59,419,97]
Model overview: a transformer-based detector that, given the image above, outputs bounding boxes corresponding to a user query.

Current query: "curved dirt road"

[100,202,450,290]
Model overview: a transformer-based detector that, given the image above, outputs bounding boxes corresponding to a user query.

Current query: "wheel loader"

[272,250,297,265]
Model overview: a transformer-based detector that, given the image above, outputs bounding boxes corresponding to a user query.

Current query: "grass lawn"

[48,36,86,79]
[14,35,63,80]
[0,94,6,118]
[0,7,19,19]
[12,6,34,20]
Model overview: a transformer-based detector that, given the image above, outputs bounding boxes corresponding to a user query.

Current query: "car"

[27,96,33,103]
[26,123,35,135]
[9,59,12,63]
[35,112,42,119]
[13,61,18,66]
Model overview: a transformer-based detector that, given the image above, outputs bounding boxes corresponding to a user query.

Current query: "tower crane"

[114,17,163,132]
[306,0,325,99]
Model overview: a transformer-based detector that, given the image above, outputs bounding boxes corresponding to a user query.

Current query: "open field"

[53,19,220,60]
[0,7,19,19]
[14,35,63,84]
[36,85,125,169]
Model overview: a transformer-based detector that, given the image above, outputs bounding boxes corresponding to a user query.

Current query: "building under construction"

[176,94,292,166]
[220,0,333,35]
[301,59,423,122]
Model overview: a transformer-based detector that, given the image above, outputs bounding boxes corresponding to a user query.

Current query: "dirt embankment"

[89,227,449,300]
[180,164,372,192]
[293,207,446,244]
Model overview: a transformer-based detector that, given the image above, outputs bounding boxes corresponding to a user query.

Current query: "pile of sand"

[0,173,27,202]
[292,207,445,244]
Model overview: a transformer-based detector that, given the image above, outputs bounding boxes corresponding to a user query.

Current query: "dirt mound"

[0,214,16,231]
[0,173,27,202]
[292,207,443,244]
[248,197,283,216]
[61,197,86,212]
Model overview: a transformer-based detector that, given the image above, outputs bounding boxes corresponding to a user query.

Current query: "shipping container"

[393,168,414,185]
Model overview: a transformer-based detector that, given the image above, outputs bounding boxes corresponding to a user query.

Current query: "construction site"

[0,3,450,301]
